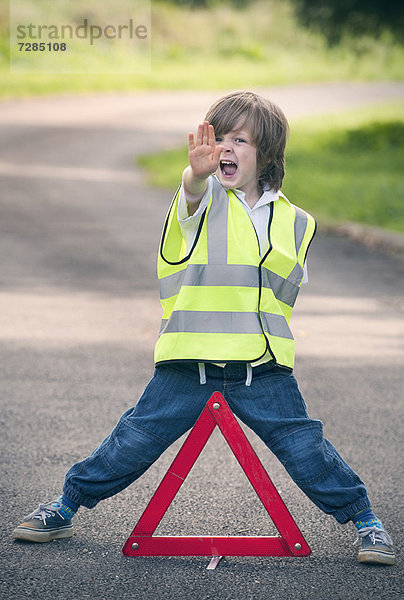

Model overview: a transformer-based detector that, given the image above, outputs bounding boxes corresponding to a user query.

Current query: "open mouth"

[220,159,238,178]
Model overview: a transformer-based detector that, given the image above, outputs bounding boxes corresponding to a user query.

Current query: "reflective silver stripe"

[260,312,294,340]
[160,263,302,306]
[294,206,308,256]
[160,311,263,335]
[159,263,260,300]
[287,262,304,287]
[161,310,293,340]
[261,267,299,307]
[206,179,229,265]
[159,268,187,300]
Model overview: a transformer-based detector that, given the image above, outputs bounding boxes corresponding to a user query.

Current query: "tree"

[290,0,404,45]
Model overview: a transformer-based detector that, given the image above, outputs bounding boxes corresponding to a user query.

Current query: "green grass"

[1,0,404,98]
[137,103,404,232]
[138,146,189,189]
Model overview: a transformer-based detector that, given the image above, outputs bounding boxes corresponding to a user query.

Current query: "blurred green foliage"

[158,0,251,6]
[334,121,404,152]
[166,0,404,44]
[290,0,404,45]
[1,1,403,97]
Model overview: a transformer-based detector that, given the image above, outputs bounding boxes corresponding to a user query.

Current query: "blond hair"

[205,91,289,191]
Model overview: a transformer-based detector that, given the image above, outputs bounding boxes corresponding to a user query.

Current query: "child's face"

[215,125,259,197]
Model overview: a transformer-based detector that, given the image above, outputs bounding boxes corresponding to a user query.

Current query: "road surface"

[0,82,403,599]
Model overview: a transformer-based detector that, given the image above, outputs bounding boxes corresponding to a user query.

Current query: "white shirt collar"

[231,184,290,210]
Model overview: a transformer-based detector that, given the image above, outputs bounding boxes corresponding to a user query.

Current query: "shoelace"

[27,504,66,525]
[353,526,393,547]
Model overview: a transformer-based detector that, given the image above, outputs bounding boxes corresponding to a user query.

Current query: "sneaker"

[355,525,395,565]
[13,500,74,543]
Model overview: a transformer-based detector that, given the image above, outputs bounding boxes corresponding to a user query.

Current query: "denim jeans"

[63,362,370,524]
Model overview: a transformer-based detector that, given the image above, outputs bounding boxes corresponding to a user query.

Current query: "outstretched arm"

[182,121,223,215]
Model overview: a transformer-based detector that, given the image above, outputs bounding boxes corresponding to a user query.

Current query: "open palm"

[188,121,224,180]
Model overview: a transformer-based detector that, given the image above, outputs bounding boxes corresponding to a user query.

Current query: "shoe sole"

[358,550,395,565]
[13,525,73,543]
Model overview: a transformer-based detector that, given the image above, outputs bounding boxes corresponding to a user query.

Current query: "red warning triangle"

[122,392,311,557]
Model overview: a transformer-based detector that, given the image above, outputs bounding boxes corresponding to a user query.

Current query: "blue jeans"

[63,362,370,524]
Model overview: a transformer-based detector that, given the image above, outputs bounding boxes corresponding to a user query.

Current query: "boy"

[13,91,394,565]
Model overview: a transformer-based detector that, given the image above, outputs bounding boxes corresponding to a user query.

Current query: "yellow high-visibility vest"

[155,178,316,370]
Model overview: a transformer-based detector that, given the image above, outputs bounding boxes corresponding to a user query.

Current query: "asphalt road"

[0,83,403,600]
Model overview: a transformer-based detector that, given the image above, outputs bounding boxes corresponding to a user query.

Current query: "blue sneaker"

[13,500,74,543]
[355,523,395,565]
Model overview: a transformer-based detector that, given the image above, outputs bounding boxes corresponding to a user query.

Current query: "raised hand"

[188,121,224,180]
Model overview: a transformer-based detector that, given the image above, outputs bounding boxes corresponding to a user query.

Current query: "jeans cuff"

[333,497,371,524]
[62,484,99,509]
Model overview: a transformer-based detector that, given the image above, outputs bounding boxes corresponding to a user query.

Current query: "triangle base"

[123,535,306,557]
